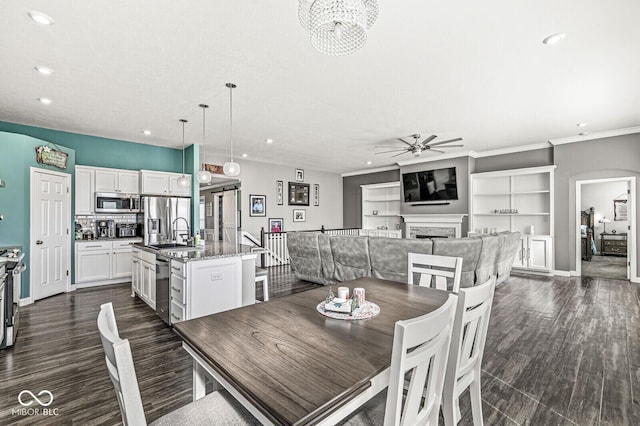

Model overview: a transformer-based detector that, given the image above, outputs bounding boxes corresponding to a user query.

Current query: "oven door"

[95,193,140,213]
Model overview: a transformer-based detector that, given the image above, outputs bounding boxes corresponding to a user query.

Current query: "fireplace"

[401,214,467,239]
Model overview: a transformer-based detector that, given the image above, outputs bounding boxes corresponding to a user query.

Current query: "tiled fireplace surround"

[401,214,467,238]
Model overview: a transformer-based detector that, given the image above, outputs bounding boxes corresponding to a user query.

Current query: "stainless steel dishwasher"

[155,253,170,324]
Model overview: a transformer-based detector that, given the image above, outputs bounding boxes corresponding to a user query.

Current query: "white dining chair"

[339,293,458,426]
[255,267,269,302]
[442,276,497,426]
[408,252,463,293]
[97,302,258,426]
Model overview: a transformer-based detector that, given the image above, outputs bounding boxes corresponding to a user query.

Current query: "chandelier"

[298,0,379,56]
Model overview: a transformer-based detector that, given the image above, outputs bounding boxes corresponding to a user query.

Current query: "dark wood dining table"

[173,276,449,425]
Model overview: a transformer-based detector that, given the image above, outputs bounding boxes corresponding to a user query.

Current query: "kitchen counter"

[133,241,262,263]
[76,237,142,243]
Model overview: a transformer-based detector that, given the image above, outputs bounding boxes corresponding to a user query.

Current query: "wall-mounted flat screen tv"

[402,167,458,202]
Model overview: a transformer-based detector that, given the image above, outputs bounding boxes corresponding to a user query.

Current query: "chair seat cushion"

[150,389,259,426]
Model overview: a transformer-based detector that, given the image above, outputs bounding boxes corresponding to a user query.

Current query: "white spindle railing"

[263,233,290,267]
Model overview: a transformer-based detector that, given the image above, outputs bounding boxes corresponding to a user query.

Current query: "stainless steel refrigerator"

[143,196,191,246]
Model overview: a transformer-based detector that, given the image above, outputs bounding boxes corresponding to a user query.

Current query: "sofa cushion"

[369,238,433,283]
[330,236,372,282]
[286,232,325,285]
[496,232,521,284]
[474,234,501,284]
[432,238,482,288]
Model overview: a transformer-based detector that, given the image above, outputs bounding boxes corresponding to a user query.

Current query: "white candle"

[337,287,349,300]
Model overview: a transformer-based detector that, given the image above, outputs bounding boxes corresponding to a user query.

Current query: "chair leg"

[442,391,455,426]
[469,372,484,426]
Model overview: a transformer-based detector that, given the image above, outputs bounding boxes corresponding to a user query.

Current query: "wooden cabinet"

[600,233,627,256]
[76,239,141,285]
[140,170,191,196]
[131,247,156,309]
[75,166,95,214]
[361,182,402,235]
[513,235,553,273]
[95,168,140,194]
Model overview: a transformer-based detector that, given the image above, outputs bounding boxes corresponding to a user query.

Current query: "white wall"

[202,157,343,239]
[581,180,628,249]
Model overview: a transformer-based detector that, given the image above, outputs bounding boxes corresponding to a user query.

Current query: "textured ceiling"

[1,1,639,173]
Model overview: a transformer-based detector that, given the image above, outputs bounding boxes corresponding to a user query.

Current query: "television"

[402,167,458,202]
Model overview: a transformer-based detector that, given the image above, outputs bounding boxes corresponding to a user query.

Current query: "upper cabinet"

[95,168,139,194]
[140,170,191,196]
[75,166,95,214]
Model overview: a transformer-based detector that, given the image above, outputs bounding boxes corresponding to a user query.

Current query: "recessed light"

[35,66,54,75]
[142,130,151,136]
[542,33,566,45]
[38,97,52,104]
[265,139,273,144]
[241,153,248,158]
[366,161,372,165]
[576,122,588,127]
[28,11,54,25]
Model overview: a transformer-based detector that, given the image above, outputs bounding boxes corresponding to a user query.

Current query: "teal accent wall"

[186,144,199,232]
[0,121,182,172]
[0,132,76,300]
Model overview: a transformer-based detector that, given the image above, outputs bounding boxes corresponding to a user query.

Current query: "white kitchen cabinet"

[75,166,95,214]
[76,239,141,285]
[95,168,140,193]
[141,261,156,308]
[131,247,156,308]
[514,235,553,273]
[140,170,191,196]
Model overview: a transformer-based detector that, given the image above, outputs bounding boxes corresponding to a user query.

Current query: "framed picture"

[249,194,266,217]
[295,168,304,182]
[313,184,319,206]
[614,199,627,221]
[293,209,306,222]
[288,182,310,206]
[276,180,283,205]
[269,218,284,233]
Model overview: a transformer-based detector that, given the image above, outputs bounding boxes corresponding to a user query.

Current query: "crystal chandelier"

[223,83,240,177]
[298,0,379,56]
[196,103,212,184]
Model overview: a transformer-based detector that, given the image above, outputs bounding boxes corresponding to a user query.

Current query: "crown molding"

[341,165,399,178]
[548,126,640,146]
[471,142,552,158]
[395,150,475,167]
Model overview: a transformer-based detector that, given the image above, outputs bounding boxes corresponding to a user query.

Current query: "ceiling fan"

[375,134,464,158]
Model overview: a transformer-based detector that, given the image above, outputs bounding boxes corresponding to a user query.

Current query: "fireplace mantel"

[401,214,467,238]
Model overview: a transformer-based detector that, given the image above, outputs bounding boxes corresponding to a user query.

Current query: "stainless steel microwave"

[95,193,141,213]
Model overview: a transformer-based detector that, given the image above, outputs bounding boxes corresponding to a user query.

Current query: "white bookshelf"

[360,182,402,237]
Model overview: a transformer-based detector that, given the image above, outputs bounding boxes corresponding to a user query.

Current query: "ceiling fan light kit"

[375,133,464,158]
[298,0,379,56]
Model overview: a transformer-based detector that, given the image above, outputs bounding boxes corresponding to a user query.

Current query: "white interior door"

[222,190,237,245]
[31,168,71,301]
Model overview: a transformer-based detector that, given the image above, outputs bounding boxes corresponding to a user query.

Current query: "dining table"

[172,276,449,425]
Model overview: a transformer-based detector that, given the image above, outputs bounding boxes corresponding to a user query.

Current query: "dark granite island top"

[133,241,262,263]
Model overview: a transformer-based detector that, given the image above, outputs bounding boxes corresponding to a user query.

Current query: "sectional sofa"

[286,232,521,289]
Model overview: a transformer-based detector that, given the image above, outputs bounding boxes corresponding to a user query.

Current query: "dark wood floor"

[0,268,638,425]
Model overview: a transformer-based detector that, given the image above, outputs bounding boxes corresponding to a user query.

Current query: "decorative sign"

[204,164,225,175]
[35,146,68,169]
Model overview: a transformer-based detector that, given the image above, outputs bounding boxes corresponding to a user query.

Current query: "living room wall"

[342,169,400,228]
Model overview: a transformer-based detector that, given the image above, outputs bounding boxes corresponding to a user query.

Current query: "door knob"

[36,240,43,245]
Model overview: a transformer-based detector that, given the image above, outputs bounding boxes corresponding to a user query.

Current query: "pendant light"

[196,103,212,184]
[176,119,190,187]
[223,82,240,177]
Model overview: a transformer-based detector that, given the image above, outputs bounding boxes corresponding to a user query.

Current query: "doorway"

[576,177,636,280]
[30,167,71,301]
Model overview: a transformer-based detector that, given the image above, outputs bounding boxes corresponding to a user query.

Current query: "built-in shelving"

[361,182,402,235]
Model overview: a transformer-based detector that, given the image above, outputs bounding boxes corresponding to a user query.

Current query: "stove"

[1,246,24,349]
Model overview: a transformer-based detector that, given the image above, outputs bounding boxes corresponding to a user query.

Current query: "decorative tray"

[316,301,380,321]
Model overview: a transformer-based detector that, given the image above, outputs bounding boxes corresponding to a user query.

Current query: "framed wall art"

[614,199,627,221]
[269,218,283,233]
[288,182,310,206]
[295,168,304,182]
[313,184,319,206]
[293,209,306,222]
[276,180,283,205]
[249,194,266,217]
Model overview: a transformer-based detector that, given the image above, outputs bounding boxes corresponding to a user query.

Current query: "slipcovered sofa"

[286,231,521,289]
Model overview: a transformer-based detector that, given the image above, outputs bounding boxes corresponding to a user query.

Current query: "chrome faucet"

[172,217,192,245]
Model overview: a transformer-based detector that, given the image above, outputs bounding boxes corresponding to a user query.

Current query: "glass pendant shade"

[299,0,379,56]
[177,175,190,187]
[224,83,240,177]
[197,103,212,184]
[223,162,240,177]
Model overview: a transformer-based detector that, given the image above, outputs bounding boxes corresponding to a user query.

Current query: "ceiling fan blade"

[375,149,410,154]
[427,148,445,153]
[434,144,464,148]
[397,138,415,147]
[420,135,437,146]
[391,151,410,158]
[428,138,463,147]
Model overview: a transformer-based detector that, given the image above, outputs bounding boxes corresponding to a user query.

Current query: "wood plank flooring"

[0,270,638,425]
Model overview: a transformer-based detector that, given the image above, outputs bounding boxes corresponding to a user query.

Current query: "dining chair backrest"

[97,302,147,426]
[384,293,457,426]
[443,275,497,426]
[408,252,463,293]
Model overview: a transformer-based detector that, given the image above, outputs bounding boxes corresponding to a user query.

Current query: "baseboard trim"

[632,276,640,284]
[74,278,130,289]
[554,270,571,277]
[19,297,33,307]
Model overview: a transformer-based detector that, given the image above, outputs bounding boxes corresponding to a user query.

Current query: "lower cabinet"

[513,235,553,273]
[76,239,141,284]
[131,247,156,309]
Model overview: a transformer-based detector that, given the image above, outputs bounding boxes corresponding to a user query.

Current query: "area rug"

[581,255,627,280]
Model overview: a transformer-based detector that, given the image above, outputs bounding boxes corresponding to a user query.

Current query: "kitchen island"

[131,242,261,324]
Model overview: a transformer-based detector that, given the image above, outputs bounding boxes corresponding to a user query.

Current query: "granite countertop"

[133,241,263,263]
[76,238,143,243]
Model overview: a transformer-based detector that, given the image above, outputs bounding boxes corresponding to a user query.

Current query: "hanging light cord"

[201,106,206,165]
[229,85,234,162]
[180,119,187,175]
